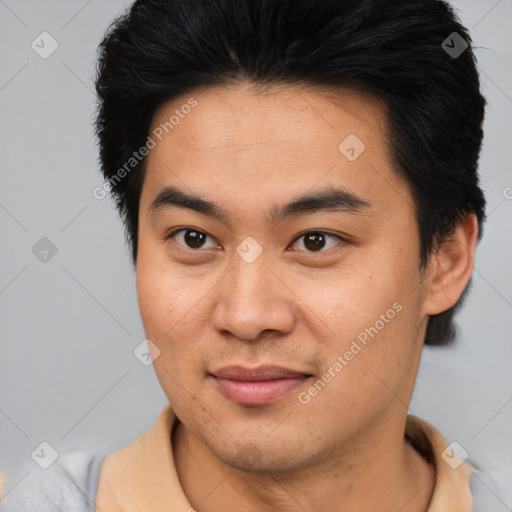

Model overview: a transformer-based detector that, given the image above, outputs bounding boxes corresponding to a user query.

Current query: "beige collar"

[95,405,474,511]
[405,415,474,511]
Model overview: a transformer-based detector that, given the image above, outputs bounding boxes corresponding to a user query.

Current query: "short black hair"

[94,0,486,346]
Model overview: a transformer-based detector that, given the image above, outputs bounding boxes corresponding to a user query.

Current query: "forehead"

[142,83,411,222]
[149,82,388,151]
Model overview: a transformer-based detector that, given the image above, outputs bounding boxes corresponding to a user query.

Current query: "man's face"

[136,84,430,472]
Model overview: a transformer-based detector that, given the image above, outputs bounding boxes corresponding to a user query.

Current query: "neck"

[172,407,436,512]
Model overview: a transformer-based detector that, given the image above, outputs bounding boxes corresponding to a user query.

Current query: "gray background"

[1,0,511,497]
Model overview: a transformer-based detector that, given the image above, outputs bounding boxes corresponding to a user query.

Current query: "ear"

[422,213,479,316]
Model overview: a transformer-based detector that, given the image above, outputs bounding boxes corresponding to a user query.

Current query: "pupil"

[185,230,205,248]
[304,233,325,251]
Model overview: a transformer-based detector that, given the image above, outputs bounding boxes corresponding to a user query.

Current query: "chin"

[202,433,312,474]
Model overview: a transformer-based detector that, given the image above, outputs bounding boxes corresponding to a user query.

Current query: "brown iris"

[302,232,326,251]
[184,230,207,248]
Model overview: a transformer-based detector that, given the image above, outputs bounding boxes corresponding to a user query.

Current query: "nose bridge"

[230,252,271,301]
[212,249,295,340]
[228,233,273,298]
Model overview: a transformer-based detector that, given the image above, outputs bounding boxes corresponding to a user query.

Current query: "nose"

[211,253,297,341]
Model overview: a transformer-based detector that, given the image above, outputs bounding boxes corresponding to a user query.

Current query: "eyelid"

[162,226,209,240]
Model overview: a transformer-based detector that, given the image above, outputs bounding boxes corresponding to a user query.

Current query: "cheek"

[299,300,422,432]
[304,252,423,377]
[136,267,173,339]
[136,250,196,334]
[135,256,214,388]
[136,262,204,400]
[291,263,406,338]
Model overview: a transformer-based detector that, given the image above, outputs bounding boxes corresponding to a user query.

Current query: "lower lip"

[211,376,310,405]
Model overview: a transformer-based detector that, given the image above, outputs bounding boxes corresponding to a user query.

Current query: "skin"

[136,82,478,511]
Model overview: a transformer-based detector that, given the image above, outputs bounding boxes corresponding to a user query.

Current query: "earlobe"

[422,213,479,316]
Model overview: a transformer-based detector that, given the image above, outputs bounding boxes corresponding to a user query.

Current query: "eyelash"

[164,228,345,253]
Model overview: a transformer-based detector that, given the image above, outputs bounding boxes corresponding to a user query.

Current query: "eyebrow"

[149,185,371,226]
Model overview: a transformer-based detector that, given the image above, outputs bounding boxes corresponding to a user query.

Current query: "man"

[3,0,511,510]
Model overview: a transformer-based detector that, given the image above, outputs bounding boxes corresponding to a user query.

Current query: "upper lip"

[211,365,311,381]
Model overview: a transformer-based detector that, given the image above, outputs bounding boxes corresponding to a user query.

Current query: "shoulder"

[2,451,106,512]
[470,468,512,512]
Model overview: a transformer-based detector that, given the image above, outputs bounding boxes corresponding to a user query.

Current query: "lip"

[210,365,312,405]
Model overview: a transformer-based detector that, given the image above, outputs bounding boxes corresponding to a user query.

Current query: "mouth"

[209,365,314,406]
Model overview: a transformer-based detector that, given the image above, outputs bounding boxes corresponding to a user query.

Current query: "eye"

[167,228,219,250]
[165,228,344,253]
[290,231,343,252]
